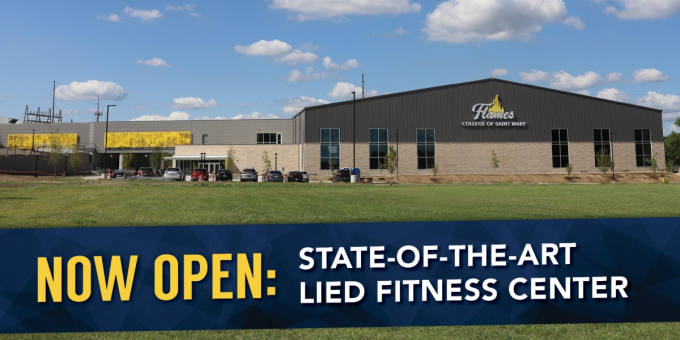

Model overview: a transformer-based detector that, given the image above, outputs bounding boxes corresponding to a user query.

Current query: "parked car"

[164,167,184,181]
[286,171,309,183]
[190,168,209,181]
[216,169,233,181]
[265,170,284,182]
[111,169,127,179]
[240,168,258,182]
[332,169,351,183]
[137,167,155,177]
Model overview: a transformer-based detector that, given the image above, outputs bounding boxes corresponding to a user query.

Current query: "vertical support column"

[118,154,124,170]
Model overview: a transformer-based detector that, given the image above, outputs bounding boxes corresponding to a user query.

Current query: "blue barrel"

[352,168,361,180]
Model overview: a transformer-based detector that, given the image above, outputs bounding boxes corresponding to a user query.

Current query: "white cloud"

[135,105,145,110]
[270,0,421,21]
[134,58,172,67]
[230,112,279,120]
[423,0,569,43]
[637,92,680,110]
[562,16,586,29]
[123,7,164,22]
[61,109,84,116]
[284,67,329,82]
[234,40,293,56]
[132,111,192,121]
[282,96,330,114]
[393,27,410,35]
[189,13,201,18]
[55,80,127,101]
[275,49,319,65]
[300,43,320,51]
[520,70,604,90]
[170,97,218,110]
[96,14,121,22]
[662,112,680,121]
[606,72,624,83]
[601,0,680,20]
[490,68,508,77]
[664,122,680,135]
[323,57,360,70]
[519,70,552,82]
[596,88,632,103]
[575,90,590,96]
[165,4,195,11]
[631,68,670,82]
[327,82,378,100]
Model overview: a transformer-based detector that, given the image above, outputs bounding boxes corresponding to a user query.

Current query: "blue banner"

[1,218,680,333]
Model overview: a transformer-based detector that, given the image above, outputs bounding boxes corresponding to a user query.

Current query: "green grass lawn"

[1,181,679,339]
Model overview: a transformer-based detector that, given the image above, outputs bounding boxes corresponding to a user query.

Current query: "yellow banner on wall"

[7,133,78,149]
[105,131,191,148]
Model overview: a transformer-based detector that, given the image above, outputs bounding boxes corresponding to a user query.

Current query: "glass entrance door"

[206,162,221,175]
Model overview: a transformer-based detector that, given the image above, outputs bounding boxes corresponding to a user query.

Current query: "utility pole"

[52,81,56,123]
[362,74,365,99]
[94,97,103,122]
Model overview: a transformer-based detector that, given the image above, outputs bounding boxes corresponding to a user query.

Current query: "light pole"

[103,104,116,172]
[396,129,399,182]
[351,91,356,183]
[275,153,278,171]
[33,129,38,177]
[611,132,616,182]
[64,152,68,176]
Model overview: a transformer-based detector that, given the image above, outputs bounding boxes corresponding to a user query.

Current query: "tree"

[383,145,398,181]
[432,164,439,178]
[261,150,272,174]
[566,163,573,177]
[45,126,64,178]
[646,152,659,180]
[226,146,237,171]
[149,146,163,172]
[123,153,134,170]
[68,146,84,176]
[664,117,680,168]
[491,149,500,169]
[596,148,613,182]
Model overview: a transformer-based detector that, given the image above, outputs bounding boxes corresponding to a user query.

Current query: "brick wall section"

[175,144,300,173]
[303,141,665,176]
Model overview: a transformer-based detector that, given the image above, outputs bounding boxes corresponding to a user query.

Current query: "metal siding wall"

[304,80,663,143]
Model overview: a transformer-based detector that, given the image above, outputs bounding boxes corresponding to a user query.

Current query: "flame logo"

[489,94,505,114]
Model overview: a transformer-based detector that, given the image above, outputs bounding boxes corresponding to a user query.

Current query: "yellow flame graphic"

[489,94,505,114]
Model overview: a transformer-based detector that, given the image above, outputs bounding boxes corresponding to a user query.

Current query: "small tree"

[566,163,573,177]
[226,146,237,172]
[68,147,84,176]
[646,152,659,180]
[432,163,439,178]
[149,146,163,172]
[261,150,272,174]
[46,126,64,177]
[383,145,398,181]
[491,149,500,169]
[123,153,134,170]
[596,148,613,182]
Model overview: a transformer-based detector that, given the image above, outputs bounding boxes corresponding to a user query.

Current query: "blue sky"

[1,0,679,134]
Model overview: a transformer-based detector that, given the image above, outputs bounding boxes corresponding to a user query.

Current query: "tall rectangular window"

[257,133,281,144]
[320,128,339,170]
[551,129,569,168]
[417,128,435,170]
[593,129,611,167]
[369,128,388,170]
[202,134,208,145]
[635,129,652,167]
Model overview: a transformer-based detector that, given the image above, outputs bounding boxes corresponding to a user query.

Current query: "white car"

[164,167,184,181]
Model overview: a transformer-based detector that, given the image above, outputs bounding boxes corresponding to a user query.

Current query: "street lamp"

[64,152,68,176]
[103,104,116,172]
[275,153,278,171]
[351,91,356,183]
[611,132,616,182]
[396,129,399,182]
[33,129,38,178]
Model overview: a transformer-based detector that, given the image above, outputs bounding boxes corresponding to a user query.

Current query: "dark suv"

[286,171,308,183]
[265,170,284,182]
[216,169,233,181]
[332,170,351,183]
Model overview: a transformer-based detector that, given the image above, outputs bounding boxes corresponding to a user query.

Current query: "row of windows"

[320,128,655,171]
[551,128,652,168]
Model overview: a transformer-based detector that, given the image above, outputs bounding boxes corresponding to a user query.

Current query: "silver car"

[240,168,258,182]
[164,167,184,181]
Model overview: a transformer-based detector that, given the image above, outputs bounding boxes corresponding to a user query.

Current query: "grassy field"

[1,180,679,339]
